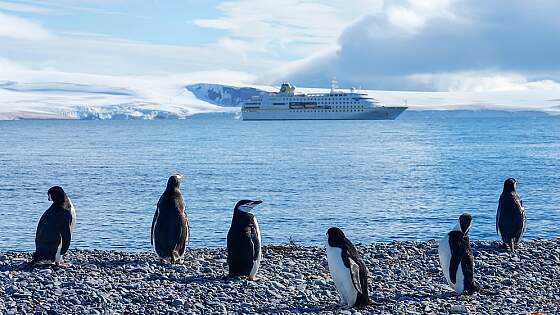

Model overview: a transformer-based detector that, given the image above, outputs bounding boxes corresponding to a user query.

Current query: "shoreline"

[1,239,559,314]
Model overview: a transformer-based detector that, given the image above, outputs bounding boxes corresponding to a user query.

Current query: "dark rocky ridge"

[1,239,558,314]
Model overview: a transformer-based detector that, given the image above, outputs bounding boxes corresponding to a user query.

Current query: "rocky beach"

[1,239,558,314]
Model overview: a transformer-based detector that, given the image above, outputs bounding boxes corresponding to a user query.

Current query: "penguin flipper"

[250,217,260,260]
[348,257,363,294]
[174,213,188,258]
[461,252,478,294]
[151,207,158,246]
[448,232,464,285]
[60,211,72,255]
[340,249,362,294]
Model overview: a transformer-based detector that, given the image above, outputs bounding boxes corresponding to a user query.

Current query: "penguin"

[226,200,262,280]
[496,178,526,251]
[325,227,371,309]
[151,175,189,264]
[438,213,480,295]
[32,186,75,266]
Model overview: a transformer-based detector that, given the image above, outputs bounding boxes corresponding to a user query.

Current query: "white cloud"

[194,0,384,58]
[0,30,280,76]
[0,11,50,40]
[278,0,560,91]
[0,1,53,14]
[386,6,425,32]
[407,71,560,92]
[1,0,559,94]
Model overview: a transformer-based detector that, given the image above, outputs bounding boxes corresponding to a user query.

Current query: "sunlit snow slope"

[1,78,559,120]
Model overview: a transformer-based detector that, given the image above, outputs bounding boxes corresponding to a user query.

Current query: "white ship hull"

[241,82,407,121]
[242,106,407,121]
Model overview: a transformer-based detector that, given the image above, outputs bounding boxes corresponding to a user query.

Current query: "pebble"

[0,240,558,314]
[171,299,184,307]
[449,305,469,314]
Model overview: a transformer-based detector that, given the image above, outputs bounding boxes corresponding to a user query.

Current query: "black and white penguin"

[151,175,189,263]
[226,200,262,280]
[496,178,526,251]
[438,213,480,295]
[325,227,371,309]
[32,186,75,265]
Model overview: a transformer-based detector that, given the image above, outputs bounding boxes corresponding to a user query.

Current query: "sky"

[1,0,560,92]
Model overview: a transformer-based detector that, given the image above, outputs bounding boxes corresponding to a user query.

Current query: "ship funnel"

[279,82,295,94]
[330,77,338,93]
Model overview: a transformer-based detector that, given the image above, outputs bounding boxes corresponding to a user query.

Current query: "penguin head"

[503,178,517,193]
[453,213,473,235]
[326,227,346,247]
[47,186,66,204]
[234,200,262,213]
[166,175,182,191]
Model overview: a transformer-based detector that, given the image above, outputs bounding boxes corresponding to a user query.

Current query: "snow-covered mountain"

[0,79,233,120]
[186,83,266,107]
[1,77,559,120]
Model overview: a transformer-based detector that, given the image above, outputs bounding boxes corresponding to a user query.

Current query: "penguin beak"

[251,200,263,206]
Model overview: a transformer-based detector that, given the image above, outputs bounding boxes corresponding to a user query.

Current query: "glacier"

[1,78,559,120]
[0,77,234,120]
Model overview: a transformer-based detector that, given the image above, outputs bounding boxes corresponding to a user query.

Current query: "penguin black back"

[496,178,526,251]
[326,227,371,308]
[151,175,189,263]
[33,186,73,264]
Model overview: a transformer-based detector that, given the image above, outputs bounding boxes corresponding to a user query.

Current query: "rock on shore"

[1,240,559,314]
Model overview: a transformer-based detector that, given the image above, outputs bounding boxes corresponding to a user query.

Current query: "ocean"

[0,113,559,251]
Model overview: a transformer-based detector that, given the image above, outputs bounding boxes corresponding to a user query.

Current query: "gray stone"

[449,305,469,314]
[171,299,184,307]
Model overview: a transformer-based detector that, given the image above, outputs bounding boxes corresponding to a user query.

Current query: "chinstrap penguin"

[32,186,75,266]
[325,227,371,309]
[496,178,526,251]
[438,213,480,295]
[226,200,262,280]
[151,175,190,264]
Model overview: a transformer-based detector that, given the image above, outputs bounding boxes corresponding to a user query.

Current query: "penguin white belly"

[438,236,452,286]
[69,198,77,232]
[249,217,262,277]
[326,243,358,307]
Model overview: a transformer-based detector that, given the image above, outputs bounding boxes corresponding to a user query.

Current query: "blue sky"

[11,1,224,45]
[1,0,559,91]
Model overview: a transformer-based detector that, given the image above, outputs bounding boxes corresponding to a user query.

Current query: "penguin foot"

[248,275,259,281]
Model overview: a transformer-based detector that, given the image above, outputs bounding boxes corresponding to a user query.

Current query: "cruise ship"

[241,81,407,121]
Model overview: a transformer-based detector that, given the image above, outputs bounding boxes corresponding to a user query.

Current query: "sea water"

[0,113,559,251]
